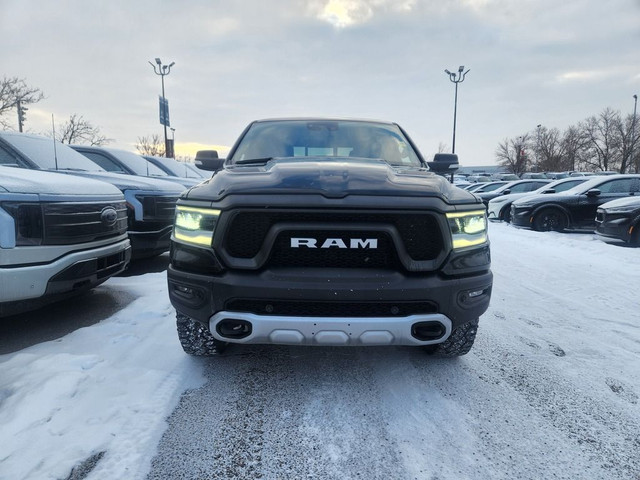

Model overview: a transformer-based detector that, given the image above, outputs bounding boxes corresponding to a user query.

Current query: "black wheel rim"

[539,211,562,231]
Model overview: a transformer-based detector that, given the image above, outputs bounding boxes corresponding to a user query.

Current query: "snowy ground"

[1,222,639,480]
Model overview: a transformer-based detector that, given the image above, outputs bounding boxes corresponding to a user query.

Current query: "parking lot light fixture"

[149,58,175,157]
[632,94,638,173]
[444,66,470,154]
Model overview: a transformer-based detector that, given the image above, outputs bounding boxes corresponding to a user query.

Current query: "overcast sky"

[2,0,639,166]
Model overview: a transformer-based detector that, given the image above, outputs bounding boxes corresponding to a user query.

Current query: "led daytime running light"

[446,210,488,249]
[174,205,220,247]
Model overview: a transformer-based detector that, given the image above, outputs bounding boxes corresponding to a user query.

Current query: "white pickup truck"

[0,168,131,316]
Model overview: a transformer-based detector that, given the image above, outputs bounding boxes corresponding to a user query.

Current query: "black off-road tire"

[176,312,228,356]
[426,319,479,357]
[533,207,567,232]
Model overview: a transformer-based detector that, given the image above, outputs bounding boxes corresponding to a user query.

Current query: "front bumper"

[128,225,173,259]
[487,202,507,221]
[595,221,633,245]
[208,311,453,346]
[167,264,492,345]
[1,238,131,315]
[510,205,534,229]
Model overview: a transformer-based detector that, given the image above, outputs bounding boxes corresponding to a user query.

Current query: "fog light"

[175,285,194,299]
[468,289,485,298]
[217,319,252,339]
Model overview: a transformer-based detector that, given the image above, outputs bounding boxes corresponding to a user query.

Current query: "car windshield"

[538,178,587,193]
[4,134,106,171]
[151,156,205,178]
[105,149,168,176]
[229,120,423,168]
[184,163,206,178]
[478,182,506,192]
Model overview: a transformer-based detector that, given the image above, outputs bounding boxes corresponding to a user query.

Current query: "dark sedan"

[511,174,640,232]
[595,197,640,246]
[475,179,551,206]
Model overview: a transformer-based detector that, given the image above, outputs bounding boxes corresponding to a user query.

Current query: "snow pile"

[0,273,205,480]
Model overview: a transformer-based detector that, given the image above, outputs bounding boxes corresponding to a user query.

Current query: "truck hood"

[0,166,122,196]
[183,158,478,203]
[48,169,186,194]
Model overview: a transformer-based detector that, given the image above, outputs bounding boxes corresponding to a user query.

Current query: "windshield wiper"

[234,157,274,165]
[47,167,88,172]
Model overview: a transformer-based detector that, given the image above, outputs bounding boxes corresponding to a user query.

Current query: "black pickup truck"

[167,118,492,357]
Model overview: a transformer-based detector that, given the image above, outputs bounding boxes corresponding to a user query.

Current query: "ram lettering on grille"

[290,238,378,249]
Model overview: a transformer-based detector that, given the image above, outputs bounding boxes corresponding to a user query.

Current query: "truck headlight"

[173,205,220,247]
[446,210,488,249]
[1,203,44,246]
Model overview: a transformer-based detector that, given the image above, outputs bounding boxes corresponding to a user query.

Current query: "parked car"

[595,197,640,246]
[511,174,640,232]
[465,175,491,183]
[464,181,509,193]
[544,172,571,180]
[490,173,519,181]
[487,177,591,222]
[0,132,184,259]
[71,145,200,189]
[0,167,131,316]
[520,172,548,179]
[452,175,471,187]
[143,155,207,180]
[475,179,551,206]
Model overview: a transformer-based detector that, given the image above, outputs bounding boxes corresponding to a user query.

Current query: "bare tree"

[0,76,45,130]
[615,113,638,173]
[561,125,588,172]
[135,135,165,156]
[579,108,622,172]
[56,114,112,145]
[535,126,567,172]
[495,133,531,175]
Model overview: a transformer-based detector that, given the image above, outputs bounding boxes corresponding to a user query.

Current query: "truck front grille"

[223,211,444,265]
[269,230,399,269]
[43,201,128,245]
[137,195,179,220]
[225,299,438,317]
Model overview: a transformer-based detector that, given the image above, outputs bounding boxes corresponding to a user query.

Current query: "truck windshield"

[229,120,423,168]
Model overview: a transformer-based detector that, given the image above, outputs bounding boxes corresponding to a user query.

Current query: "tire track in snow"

[147,345,408,480]
[471,320,640,480]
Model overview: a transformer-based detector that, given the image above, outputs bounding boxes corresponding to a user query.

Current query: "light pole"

[536,124,542,172]
[444,65,470,153]
[149,58,175,157]
[632,94,638,173]
[170,127,176,159]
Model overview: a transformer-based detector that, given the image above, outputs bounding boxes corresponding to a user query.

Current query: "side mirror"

[502,189,511,195]
[542,188,556,194]
[427,153,459,175]
[195,150,225,172]
[586,189,601,197]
